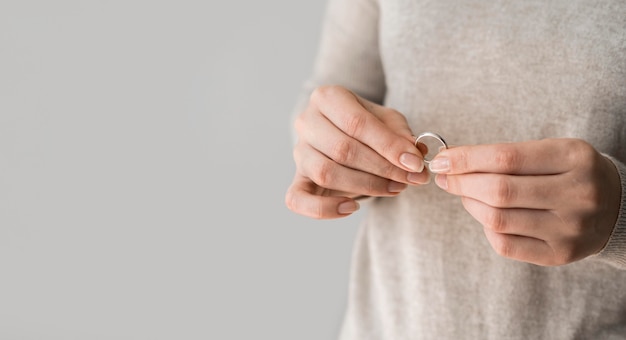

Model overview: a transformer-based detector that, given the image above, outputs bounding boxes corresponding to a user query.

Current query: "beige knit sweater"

[295,0,626,338]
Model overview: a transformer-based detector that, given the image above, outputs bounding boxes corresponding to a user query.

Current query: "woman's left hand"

[429,138,621,266]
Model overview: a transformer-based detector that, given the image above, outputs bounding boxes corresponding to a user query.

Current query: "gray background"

[0,1,361,339]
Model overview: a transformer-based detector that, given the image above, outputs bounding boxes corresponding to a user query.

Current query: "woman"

[285,0,626,338]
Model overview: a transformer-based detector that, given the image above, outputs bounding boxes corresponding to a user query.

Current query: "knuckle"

[383,107,403,120]
[310,85,340,104]
[330,139,356,164]
[490,234,516,259]
[563,139,597,171]
[284,188,299,213]
[365,176,378,194]
[484,209,507,233]
[284,185,326,219]
[311,159,335,187]
[568,139,594,160]
[491,176,515,206]
[493,145,523,173]
[292,142,304,163]
[561,140,603,211]
[293,113,306,135]
[552,247,578,266]
[562,214,588,237]
[284,190,294,211]
[578,182,602,211]
[342,111,368,138]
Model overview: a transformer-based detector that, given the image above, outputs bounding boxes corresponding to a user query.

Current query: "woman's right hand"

[285,85,429,219]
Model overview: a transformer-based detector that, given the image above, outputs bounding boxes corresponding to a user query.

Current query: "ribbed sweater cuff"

[593,155,626,269]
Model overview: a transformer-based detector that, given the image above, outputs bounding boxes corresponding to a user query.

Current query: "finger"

[295,107,426,184]
[310,86,424,173]
[483,229,557,266]
[354,95,414,140]
[461,197,562,240]
[285,175,360,219]
[430,139,587,175]
[436,173,562,209]
[295,142,408,197]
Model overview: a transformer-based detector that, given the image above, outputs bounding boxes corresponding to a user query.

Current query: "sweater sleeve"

[592,155,626,269]
[291,0,386,121]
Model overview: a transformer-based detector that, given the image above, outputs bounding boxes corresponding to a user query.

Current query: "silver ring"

[414,132,448,164]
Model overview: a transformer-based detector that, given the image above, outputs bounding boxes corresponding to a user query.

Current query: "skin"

[430,140,621,266]
[285,85,429,219]
[286,85,621,266]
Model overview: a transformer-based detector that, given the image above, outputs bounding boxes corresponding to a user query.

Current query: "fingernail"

[429,157,450,173]
[435,174,448,190]
[407,171,430,184]
[400,153,424,172]
[388,181,407,193]
[338,201,360,214]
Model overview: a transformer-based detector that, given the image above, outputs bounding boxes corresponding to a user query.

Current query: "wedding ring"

[414,132,448,164]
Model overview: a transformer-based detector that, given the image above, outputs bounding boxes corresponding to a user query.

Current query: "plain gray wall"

[0,1,362,339]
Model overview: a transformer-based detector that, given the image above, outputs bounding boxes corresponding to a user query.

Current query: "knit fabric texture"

[294,0,626,339]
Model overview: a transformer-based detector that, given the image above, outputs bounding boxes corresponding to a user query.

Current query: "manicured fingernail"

[400,153,424,172]
[429,157,450,173]
[407,172,430,184]
[338,201,360,214]
[435,174,448,190]
[388,181,407,193]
